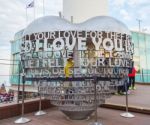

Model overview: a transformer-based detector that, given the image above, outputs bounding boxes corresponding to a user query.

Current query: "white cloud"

[142,26,150,33]
[137,6,150,20]
[120,9,132,21]
[0,0,62,84]
[128,0,150,6]
[130,25,150,34]
[111,0,126,7]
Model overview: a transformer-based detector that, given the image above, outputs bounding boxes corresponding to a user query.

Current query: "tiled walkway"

[1,84,150,125]
[0,107,150,125]
[106,84,150,109]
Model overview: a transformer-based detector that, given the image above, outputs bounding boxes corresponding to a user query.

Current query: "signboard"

[21,31,134,78]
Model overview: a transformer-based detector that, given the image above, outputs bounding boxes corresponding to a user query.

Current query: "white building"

[63,0,108,23]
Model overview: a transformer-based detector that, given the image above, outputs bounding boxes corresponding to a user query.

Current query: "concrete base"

[35,110,46,116]
[14,117,31,124]
[120,112,135,118]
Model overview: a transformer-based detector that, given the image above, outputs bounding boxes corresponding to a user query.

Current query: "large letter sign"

[21,16,134,120]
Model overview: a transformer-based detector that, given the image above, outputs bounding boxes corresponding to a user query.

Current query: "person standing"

[128,67,137,90]
[64,53,74,78]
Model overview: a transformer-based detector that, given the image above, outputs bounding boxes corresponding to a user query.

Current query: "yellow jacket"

[64,59,74,77]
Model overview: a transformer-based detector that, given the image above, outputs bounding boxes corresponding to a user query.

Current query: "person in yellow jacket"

[64,57,74,78]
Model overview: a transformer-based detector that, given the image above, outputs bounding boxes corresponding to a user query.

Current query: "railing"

[0,88,40,106]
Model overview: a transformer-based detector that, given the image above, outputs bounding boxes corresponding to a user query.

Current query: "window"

[138,33,145,48]
[132,32,139,48]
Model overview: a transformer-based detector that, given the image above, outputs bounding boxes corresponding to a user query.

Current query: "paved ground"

[106,84,150,109]
[0,84,150,124]
[0,107,150,125]
[1,84,149,109]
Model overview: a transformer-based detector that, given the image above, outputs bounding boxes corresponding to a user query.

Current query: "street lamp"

[136,19,142,32]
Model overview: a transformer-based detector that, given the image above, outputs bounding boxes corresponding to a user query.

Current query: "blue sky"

[0,0,150,85]
[109,0,150,31]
